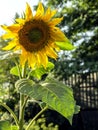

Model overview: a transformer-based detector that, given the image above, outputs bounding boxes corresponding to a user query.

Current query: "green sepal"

[74,105,80,114]
[31,62,54,79]
[10,66,21,76]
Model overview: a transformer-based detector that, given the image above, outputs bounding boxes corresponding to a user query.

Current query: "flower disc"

[18,20,49,52]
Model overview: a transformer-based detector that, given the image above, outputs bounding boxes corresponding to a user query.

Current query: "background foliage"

[0,0,98,129]
[44,0,98,79]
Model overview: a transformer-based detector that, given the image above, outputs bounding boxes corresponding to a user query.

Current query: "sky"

[0,0,40,33]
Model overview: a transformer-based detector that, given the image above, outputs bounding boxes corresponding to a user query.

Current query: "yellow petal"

[1,24,21,33]
[51,27,67,42]
[28,52,36,68]
[50,10,57,18]
[49,17,63,26]
[1,33,16,40]
[50,42,60,51]
[43,8,56,21]
[36,53,41,67]
[25,3,33,20]
[45,45,57,59]
[15,18,25,25]
[20,49,27,67]
[1,25,9,32]
[35,2,44,18]
[2,40,17,50]
[42,8,51,21]
[7,24,21,33]
[13,45,21,51]
[38,51,48,68]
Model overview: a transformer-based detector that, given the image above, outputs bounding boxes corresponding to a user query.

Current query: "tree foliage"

[44,0,98,78]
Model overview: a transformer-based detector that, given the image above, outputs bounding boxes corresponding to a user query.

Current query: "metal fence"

[63,71,98,130]
[64,71,98,109]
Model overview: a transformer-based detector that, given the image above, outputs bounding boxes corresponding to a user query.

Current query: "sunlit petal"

[7,24,21,33]
[49,17,63,26]
[20,49,27,67]
[28,52,36,68]
[36,53,41,67]
[1,33,16,39]
[1,25,10,32]
[38,51,48,68]
[45,45,57,59]
[51,27,67,41]
[35,2,44,18]
[2,40,17,50]
[13,45,21,51]
[15,18,25,25]
[25,3,33,20]
[43,8,57,22]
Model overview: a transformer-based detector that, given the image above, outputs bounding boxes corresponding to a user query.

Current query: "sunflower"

[1,2,68,69]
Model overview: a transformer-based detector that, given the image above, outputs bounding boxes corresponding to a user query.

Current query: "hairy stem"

[18,63,27,130]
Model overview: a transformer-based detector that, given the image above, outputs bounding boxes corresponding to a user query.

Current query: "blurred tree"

[44,0,98,79]
[0,38,19,121]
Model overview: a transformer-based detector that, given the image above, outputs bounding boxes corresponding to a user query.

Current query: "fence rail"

[64,71,98,109]
[63,71,98,130]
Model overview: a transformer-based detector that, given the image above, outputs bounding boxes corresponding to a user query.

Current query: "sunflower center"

[18,20,51,52]
[28,28,43,43]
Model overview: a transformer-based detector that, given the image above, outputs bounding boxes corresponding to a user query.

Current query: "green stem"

[18,63,28,130]
[26,106,48,130]
[19,95,29,128]
[27,70,33,79]
[14,58,22,79]
[0,102,19,126]
[21,63,27,78]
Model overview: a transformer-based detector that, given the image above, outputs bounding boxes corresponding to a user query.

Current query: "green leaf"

[16,78,80,124]
[0,120,11,130]
[10,66,21,76]
[55,41,75,50]
[11,125,18,130]
[74,105,80,114]
[31,62,54,79]
[0,121,18,130]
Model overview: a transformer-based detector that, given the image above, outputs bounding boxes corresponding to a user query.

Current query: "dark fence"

[63,71,98,130]
[64,71,98,109]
